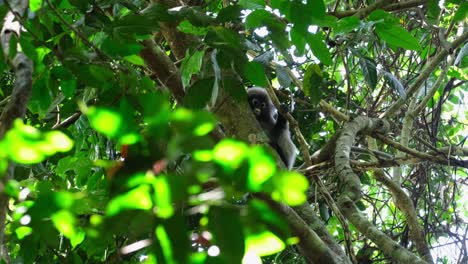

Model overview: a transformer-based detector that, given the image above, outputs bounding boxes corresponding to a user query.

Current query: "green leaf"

[29,76,52,118]
[141,4,174,23]
[89,65,115,84]
[289,1,311,32]
[177,20,208,36]
[217,5,243,23]
[239,0,265,9]
[87,107,122,138]
[30,0,43,12]
[15,226,32,240]
[384,72,406,98]
[113,14,158,36]
[335,16,360,34]
[56,156,93,183]
[156,225,176,263]
[5,180,20,198]
[245,10,273,30]
[209,206,245,264]
[307,33,332,65]
[308,0,326,21]
[101,37,142,57]
[454,2,468,22]
[51,210,85,247]
[247,147,277,191]
[106,185,153,216]
[245,230,285,257]
[183,7,215,27]
[205,27,244,51]
[319,202,330,222]
[3,120,74,164]
[223,76,246,101]
[248,200,291,239]
[359,57,377,89]
[276,65,292,88]
[153,175,174,219]
[271,171,308,206]
[181,49,206,88]
[244,61,267,87]
[171,108,216,138]
[184,78,215,109]
[213,140,249,171]
[427,0,441,19]
[375,24,422,51]
[368,9,399,24]
[124,55,145,66]
[290,26,307,56]
[303,64,323,104]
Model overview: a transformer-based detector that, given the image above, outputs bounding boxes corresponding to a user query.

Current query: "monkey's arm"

[272,105,297,169]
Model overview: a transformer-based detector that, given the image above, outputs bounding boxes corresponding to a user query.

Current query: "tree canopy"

[0,0,467,263]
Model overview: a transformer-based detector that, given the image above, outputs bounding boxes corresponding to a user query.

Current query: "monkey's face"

[248,95,277,127]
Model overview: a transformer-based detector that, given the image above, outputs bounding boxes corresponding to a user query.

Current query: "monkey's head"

[247,87,278,131]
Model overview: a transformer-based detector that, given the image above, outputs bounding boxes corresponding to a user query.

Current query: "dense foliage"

[0,0,466,263]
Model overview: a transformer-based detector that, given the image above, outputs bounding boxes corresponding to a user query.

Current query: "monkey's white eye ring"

[261,102,266,108]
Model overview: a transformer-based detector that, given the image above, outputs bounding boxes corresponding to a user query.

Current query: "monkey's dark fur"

[247,87,297,169]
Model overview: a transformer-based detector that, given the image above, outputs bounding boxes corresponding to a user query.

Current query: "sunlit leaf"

[247,147,276,191]
[153,175,174,218]
[15,226,32,240]
[271,171,308,206]
[4,180,19,198]
[193,150,213,162]
[119,133,141,145]
[51,210,77,239]
[194,122,215,136]
[45,131,74,152]
[54,192,74,209]
[245,231,285,256]
[156,225,175,263]
[4,120,74,164]
[30,1,43,12]
[87,107,122,138]
[106,185,153,216]
[213,140,248,170]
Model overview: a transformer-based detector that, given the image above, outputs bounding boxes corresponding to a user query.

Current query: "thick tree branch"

[0,3,34,262]
[335,117,390,201]
[139,39,185,103]
[367,137,433,263]
[257,194,350,264]
[338,196,428,264]
[152,0,199,60]
[334,116,433,262]
[264,83,356,262]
